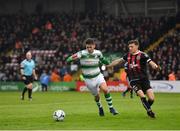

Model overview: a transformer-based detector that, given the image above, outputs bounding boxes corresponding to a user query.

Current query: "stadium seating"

[0,12,179,81]
[148,28,180,80]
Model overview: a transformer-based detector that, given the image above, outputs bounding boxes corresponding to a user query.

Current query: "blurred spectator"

[168,71,176,81]
[149,28,179,80]
[32,27,40,34]
[45,21,53,30]
[177,70,180,80]
[0,69,7,81]
[59,65,68,77]
[0,12,179,81]
[40,70,50,91]
[15,40,23,51]
[63,71,73,82]
[50,69,61,82]
[120,69,127,82]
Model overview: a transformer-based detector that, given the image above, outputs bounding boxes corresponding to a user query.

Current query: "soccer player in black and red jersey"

[107,40,161,118]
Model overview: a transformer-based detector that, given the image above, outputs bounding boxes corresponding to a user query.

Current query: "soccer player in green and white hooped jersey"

[66,38,118,116]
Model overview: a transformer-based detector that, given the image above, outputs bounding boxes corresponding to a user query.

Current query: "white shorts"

[84,73,106,96]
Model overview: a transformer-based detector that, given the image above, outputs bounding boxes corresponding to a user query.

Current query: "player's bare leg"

[100,82,118,115]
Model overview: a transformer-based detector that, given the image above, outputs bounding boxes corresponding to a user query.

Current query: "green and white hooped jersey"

[76,49,103,79]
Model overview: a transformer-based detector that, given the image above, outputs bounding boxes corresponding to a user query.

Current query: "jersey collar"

[132,50,140,55]
[26,59,32,62]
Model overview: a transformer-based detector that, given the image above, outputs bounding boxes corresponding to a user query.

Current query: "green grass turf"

[0,91,180,130]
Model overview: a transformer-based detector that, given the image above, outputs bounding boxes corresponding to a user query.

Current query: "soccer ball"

[53,110,65,121]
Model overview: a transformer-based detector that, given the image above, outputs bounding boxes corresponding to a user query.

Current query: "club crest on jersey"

[129,63,138,68]
[137,55,140,60]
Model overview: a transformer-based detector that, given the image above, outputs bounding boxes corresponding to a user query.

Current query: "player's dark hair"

[85,38,95,45]
[128,39,139,46]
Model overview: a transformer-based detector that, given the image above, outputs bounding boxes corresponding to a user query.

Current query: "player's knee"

[147,94,155,101]
[137,90,145,98]
[100,82,108,90]
[102,89,109,94]
[27,83,33,89]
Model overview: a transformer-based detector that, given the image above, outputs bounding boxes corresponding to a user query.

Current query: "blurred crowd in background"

[0,12,179,81]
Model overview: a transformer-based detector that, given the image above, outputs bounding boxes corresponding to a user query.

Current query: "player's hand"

[106,65,113,70]
[156,65,162,72]
[101,65,106,71]
[22,76,26,80]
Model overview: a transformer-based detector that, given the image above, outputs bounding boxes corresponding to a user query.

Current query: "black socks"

[148,99,154,106]
[28,88,32,98]
[141,97,151,112]
[22,87,27,97]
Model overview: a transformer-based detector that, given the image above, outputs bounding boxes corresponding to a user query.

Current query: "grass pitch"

[0,91,180,130]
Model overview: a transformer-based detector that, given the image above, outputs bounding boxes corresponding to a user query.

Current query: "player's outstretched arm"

[149,61,161,71]
[66,54,79,63]
[106,58,125,68]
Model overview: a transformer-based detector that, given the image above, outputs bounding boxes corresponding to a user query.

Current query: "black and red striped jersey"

[122,51,152,82]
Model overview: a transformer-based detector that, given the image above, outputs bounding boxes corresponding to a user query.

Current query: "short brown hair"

[85,38,95,45]
[128,39,139,46]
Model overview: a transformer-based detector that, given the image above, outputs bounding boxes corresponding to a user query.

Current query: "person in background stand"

[40,70,50,92]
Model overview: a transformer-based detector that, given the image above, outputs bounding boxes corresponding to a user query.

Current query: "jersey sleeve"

[71,51,82,60]
[99,51,109,65]
[76,51,82,59]
[142,52,152,63]
[66,51,82,63]
[122,53,128,61]
[99,51,103,59]
[20,61,25,69]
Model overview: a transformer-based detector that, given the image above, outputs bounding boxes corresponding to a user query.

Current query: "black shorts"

[130,79,152,94]
[24,75,34,85]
